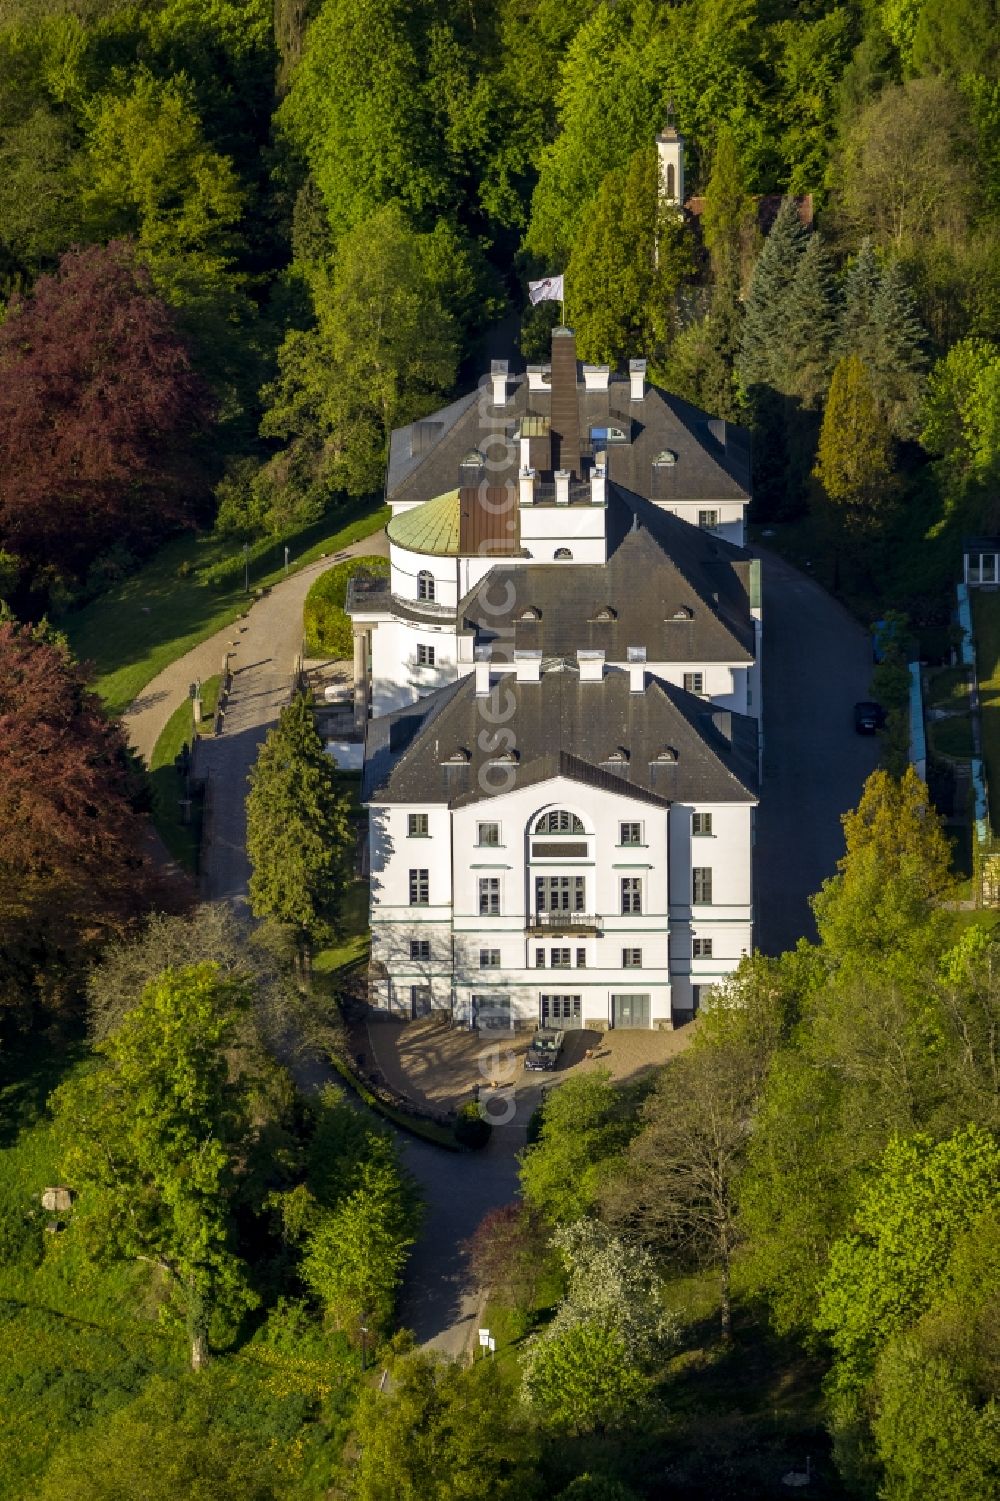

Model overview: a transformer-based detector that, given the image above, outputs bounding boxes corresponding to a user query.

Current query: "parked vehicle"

[854,700,886,734]
[524,1028,565,1071]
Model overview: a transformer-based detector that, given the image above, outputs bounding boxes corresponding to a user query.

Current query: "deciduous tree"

[0,620,154,1023]
[52,964,266,1370]
[519,1070,639,1225]
[0,242,212,585]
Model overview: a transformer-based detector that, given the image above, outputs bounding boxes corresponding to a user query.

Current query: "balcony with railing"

[346,574,455,621]
[526,911,603,936]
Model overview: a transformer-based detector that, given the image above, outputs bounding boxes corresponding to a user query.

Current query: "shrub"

[453,1100,492,1150]
[303,557,389,658]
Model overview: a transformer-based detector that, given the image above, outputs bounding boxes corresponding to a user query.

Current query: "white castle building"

[349,324,762,1030]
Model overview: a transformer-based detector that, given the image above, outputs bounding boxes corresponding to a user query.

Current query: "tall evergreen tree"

[838,241,926,437]
[783,232,840,410]
[701,122,756,293]
[246,693,353,969]
[566,145,694,367]
[814,355,895,534]
[736,197,808,393]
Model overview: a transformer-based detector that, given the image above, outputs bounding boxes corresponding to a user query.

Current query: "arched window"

[554,547,573,560]
[534,809,585,835]
[417,570,435,602]
[665,162,676,200]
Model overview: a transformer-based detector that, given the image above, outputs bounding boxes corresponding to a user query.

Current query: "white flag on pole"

[528,274,564,306]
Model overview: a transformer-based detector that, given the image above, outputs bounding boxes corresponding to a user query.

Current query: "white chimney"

[555,469,570,505]
[519,467,536,506]
[475,659,491,697]
[491,359,509,407]
[583,364,610,391]
[629,358,647,400]
[519,435,531,469]
[527,364,551,391]
[514,649,541,683]
[591,465,607,506]
[629,663,646,693]
[577,649,605,682]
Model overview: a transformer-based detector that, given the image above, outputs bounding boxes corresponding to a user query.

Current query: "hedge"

[304,557,390,658]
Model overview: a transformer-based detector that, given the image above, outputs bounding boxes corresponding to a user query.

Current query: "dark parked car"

[524,1028,565,1072]
[854,700,886,735]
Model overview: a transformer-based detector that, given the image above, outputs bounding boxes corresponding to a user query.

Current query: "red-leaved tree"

[0,241,213,584]
[0,620,159,1023]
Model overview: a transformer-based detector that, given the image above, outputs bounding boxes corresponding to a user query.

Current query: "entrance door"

[411,985,432,1019]
[612,993,651,1029]
[473,994,512,1030]
[540,995,583,1029]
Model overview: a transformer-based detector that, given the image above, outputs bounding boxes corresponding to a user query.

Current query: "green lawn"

[63,500,389,716]
[314,879,370,979]
[972,591,1000,830]
[148,675,220,871]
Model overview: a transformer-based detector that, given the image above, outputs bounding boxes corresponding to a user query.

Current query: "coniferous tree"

[783,232,840,410]
[814,355,895,533]
[246,693,353,970]
[838,241,926,437]
[701,123,756,293]
[736,197,808,394]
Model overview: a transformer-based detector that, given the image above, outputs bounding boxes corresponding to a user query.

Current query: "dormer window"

[654,746,678,763]
[653,449,678,466]
[461,450,483,470]
[554,548,573,560]
[627,645,647,662]
[605,746,630,764]
[671,605,694,620]
[417,570,435,602]
[490,749,519,765]
[520,606,542,621]
[590,606,617,622]
[589,424,629,446]
[445,747,472,763]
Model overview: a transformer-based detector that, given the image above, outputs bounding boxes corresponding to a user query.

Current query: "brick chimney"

[550,327,582,478]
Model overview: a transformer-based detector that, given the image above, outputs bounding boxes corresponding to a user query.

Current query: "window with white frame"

[407,812,429,837]
[535,948,545,967]
[576,948,587,967]
[479,877,501,916]
[693,867,713,904]
[536,875,585,912]
[620,821,642,846]
[698,509,720,530]
[410,939,430,961]
[409,869,429,904]
[550,948,571,968]
[692,812,713,836]
[416,644,435,667]
[535,809,585,834]
[477,821,500,846]
[479,948,501,968]
[693,937,713,958]
[417,570,435,602]
[683,671,705,696]
[622,947,642,968]
[621,877,642,915]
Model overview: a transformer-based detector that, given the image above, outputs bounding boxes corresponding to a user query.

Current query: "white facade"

[369,772,754,1030]
[654,500,746,548]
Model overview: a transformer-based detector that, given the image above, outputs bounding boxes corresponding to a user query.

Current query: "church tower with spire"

[656,104,685,208]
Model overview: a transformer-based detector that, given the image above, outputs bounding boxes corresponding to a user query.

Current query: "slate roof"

[460,489,755,662]
[363,665,759,808]
[387,371,751,510]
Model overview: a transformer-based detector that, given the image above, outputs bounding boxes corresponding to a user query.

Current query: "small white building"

[363,657,758,1030]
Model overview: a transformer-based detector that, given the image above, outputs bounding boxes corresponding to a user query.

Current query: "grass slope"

[64,501,389,715]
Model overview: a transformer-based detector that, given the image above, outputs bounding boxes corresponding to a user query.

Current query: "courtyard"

[357,1012,695,1118]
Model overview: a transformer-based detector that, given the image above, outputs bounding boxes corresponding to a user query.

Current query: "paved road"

[123,530,389,768]
[753,548,881,955]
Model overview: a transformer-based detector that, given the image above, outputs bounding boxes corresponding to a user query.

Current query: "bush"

[303,556,390,658]
[453,1100,492,1150]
